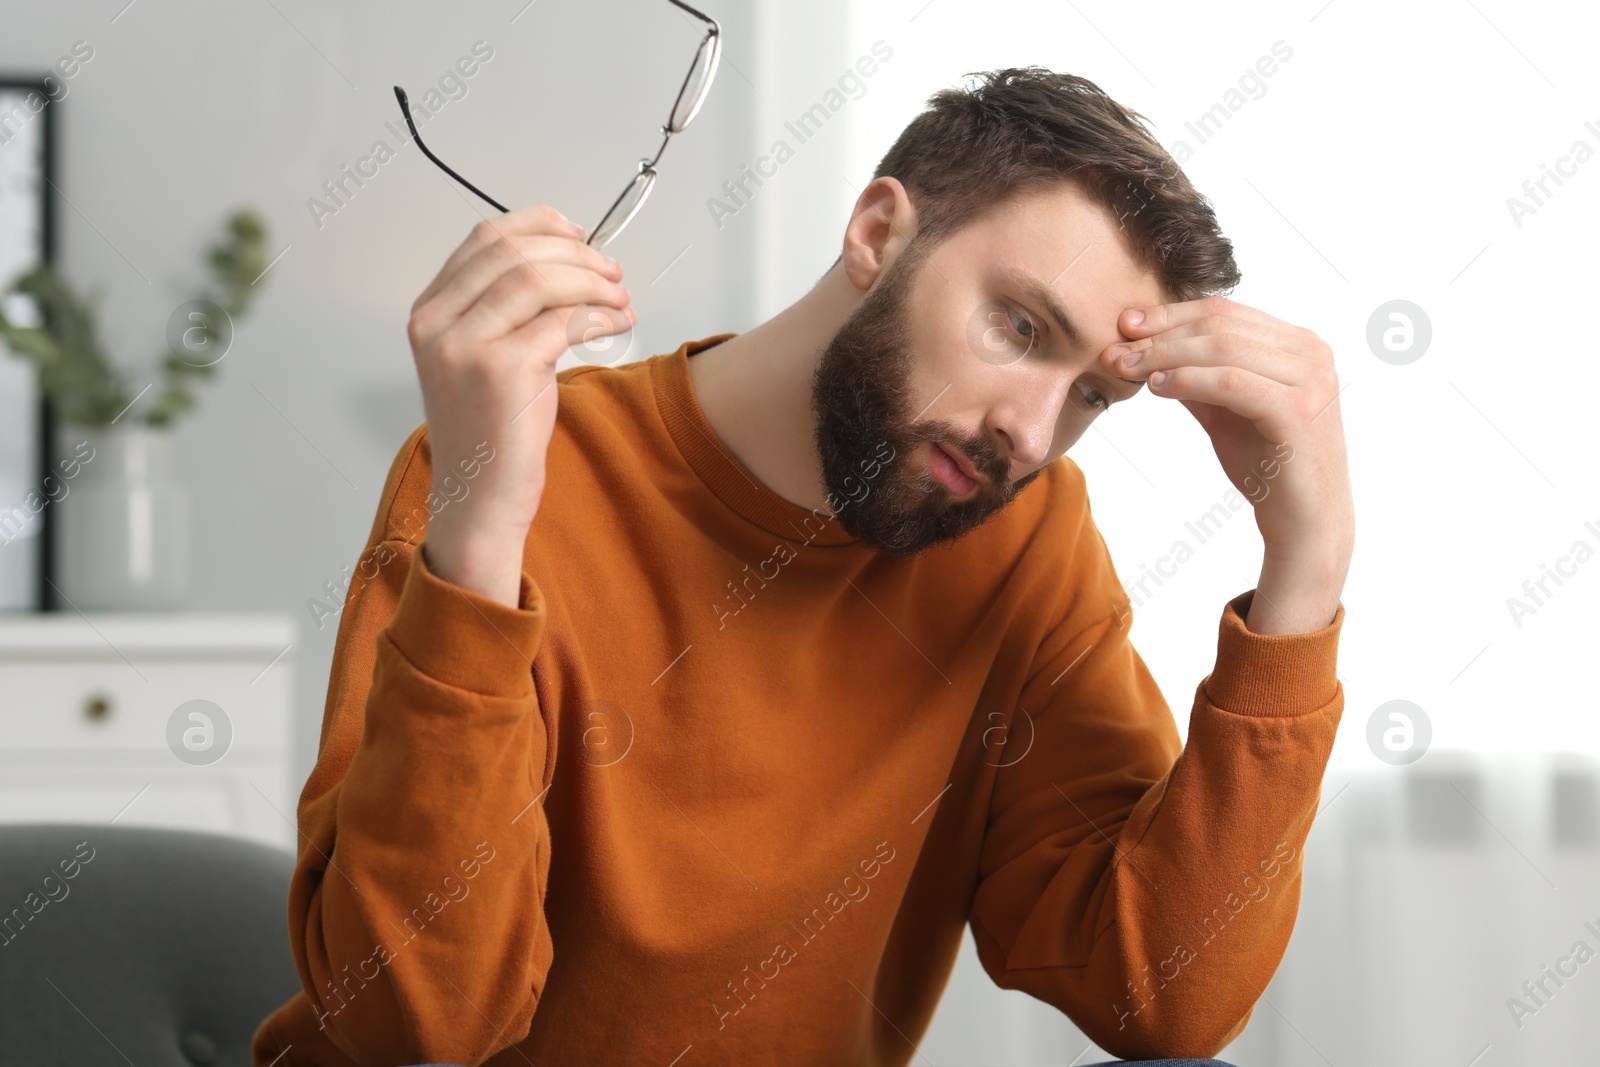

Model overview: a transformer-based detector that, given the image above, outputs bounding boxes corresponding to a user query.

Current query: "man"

[253,67,1353,1067]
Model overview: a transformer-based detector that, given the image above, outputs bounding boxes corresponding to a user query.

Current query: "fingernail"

[1121,349,1143,368]
[1149,370,1166,387]
[1127,309,1145,326]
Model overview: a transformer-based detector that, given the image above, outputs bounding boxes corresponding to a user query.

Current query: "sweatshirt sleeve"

[251,424,557,1067]
[968,502,1344,1059]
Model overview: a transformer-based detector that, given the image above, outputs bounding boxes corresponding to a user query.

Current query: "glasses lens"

[668,31,721,133]
[590,169,656,249]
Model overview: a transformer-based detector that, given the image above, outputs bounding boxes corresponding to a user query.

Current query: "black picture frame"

[0,76,58,613]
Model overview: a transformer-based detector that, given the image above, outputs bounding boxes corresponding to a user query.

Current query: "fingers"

[1116,294,1278,342]
[556,303,636,351]
[1101,294,1334,397]
[418,205,607,308]
[504,301,635,365]
[417,233,621,338]
[434,204,585,286]
[453,260,631,344]
[1144,363,1286,424]
[1104,329,1317,390]
[1102,292,1343,435]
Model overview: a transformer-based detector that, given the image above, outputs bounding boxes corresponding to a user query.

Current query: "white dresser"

[0,612,297,851]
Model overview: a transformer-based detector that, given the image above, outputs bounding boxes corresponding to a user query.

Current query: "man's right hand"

[407,204,633,607]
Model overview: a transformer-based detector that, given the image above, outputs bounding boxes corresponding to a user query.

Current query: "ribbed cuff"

[1202,588,1343,718]
[382,542,546,698]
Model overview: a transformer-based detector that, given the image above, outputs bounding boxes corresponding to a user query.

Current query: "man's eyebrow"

[1001,267,1146,391]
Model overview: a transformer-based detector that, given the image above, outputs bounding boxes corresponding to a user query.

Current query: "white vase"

[53,423,190,611]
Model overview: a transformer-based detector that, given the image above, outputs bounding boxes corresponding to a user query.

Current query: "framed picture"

[0,77,57,612]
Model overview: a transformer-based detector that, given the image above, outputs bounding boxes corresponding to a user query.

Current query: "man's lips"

[927,441,990,499]
[934,442,986,484]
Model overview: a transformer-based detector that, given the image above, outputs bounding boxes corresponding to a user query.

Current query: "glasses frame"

[393,0,720,249]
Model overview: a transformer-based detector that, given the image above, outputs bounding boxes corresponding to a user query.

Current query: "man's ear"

[841,176,917,292]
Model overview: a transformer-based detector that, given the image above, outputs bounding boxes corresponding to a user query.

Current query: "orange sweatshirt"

[252,333,1345,1067]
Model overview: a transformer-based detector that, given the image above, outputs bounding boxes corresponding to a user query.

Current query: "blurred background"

[0,0,1596,1063]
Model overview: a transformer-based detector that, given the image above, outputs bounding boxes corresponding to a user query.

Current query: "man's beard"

[810,248,1044,556]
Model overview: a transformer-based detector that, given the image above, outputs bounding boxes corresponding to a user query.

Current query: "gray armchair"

[0,823,301,1066]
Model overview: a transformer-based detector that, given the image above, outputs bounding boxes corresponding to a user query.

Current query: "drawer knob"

[84,694,113,722]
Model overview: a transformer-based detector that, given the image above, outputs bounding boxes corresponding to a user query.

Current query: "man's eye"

[1006,306,1038,345]
[1078,382,1111,412]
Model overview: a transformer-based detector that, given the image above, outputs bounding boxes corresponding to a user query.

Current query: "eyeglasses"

[393,0,721,250]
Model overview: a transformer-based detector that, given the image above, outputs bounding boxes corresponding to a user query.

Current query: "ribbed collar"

[651,333,860,548]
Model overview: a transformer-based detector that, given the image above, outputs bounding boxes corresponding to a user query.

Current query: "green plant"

[0,208,269,427]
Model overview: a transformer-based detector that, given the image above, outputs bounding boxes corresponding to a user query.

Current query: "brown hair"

[857,67,1241,302]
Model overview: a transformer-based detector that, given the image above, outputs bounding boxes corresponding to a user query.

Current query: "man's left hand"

[1101,295,1354,635]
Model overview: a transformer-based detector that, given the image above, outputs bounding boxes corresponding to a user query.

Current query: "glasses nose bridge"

[643,126,674,172]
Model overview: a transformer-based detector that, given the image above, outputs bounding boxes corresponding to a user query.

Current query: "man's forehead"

[967,196,1167,313]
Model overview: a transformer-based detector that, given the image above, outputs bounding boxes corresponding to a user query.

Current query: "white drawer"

[0,612,297,848]
[0,658,291,754]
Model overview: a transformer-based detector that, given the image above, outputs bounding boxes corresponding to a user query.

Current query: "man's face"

[812,180,1171,556]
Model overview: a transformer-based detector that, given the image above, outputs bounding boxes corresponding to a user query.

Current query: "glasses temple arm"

[393,86,510,214]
